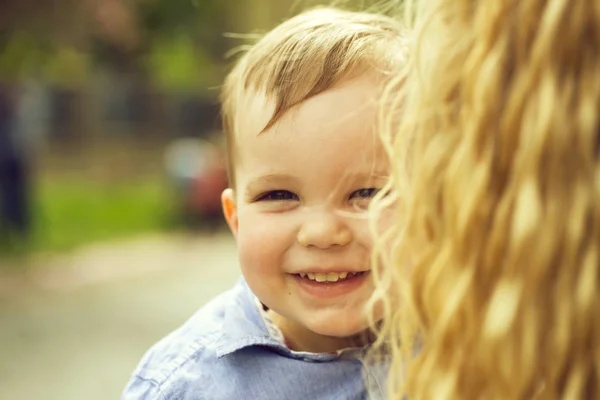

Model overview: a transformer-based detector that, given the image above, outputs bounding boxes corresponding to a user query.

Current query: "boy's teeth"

[300,271,362,282]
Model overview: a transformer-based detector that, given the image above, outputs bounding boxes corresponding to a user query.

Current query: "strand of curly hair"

[369,0,600,398]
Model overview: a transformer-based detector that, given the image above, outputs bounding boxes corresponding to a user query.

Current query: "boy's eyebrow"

[244,174,300,196]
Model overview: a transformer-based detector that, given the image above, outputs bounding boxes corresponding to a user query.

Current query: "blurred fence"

[18,78,221,150]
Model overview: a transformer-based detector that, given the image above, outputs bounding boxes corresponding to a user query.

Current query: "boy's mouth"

[292,270,370,299]
[295,271,367,283]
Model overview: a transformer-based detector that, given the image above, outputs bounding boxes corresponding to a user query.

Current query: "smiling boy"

[223,70,392,353]
[123,8,407,400]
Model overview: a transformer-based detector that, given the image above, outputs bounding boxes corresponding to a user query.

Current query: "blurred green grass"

[33,178,175,251]
[2,177,176,257]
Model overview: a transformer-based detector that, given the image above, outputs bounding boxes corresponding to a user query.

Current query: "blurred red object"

[190,161,228,218]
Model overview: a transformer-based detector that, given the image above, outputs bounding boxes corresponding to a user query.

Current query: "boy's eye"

[256,190,299,201]
[350,188,380,199]
[349,188,380,211]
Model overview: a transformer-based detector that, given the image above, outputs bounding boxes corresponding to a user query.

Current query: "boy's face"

[222,73,389,343]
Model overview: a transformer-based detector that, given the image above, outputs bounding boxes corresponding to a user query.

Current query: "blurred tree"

[0,0,403,87]
[145,35,216,91]
[136,0,230,89]
[0,0,138,82]
[86,0,232,88]
[0,0,138,48]
[0,0,79,32]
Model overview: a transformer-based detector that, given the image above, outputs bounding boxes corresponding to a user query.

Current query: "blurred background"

[0,0,395,398]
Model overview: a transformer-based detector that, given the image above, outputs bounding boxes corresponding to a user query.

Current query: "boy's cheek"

[236,214,282,271]
[237,233,287,295]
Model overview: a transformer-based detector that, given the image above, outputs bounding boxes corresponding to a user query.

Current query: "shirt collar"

[213,278,283,358]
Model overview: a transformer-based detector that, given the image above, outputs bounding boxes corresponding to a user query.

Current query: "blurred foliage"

[138,0,230,90]
[0,0,86,35]
[0,0,232,89]
[43,48,91,89]
[0,32,46,79]
[137,0,227,40]
[145,35,217,91]
[0,0,401,88]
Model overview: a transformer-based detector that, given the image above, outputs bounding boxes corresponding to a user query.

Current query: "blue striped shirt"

[122,278,387,400]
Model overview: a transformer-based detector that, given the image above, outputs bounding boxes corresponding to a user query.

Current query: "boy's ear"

[221,188,238,237]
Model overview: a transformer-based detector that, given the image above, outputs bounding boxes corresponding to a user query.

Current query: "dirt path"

[0,233,240,400]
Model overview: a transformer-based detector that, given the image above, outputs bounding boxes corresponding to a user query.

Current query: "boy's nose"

[296,211,352,249]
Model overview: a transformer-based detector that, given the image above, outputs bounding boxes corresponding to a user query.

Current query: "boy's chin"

[306,317,371,340]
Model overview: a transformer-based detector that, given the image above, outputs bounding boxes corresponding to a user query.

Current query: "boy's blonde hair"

[221,7,407,187]
[371,0,600,398]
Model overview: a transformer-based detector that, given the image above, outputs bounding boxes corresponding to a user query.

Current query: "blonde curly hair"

[370,0,600,398]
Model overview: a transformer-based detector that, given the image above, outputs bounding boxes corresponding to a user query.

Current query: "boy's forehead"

[234,74,388,179]
[236,73,383,141]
